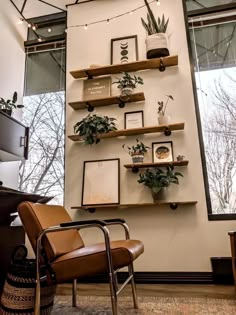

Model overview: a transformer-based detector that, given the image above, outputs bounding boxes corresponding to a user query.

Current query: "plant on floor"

[74,114,117,145]
[0,92,24,116]
[138,166,183,199]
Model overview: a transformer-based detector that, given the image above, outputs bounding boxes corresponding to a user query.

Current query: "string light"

[27,23,32,28]
[48,28,52,33]
[32,25,37,31]
[68,0,158,30]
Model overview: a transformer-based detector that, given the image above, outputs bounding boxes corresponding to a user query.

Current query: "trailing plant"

[138,166,183,193]
[113,72,143,90]
[157,95,174,116]
[74,114,117,145]
[122,139,150,156]
[0,92,24,111]
[141,0,169,35]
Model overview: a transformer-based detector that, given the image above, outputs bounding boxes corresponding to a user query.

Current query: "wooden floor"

[57,283,236,300]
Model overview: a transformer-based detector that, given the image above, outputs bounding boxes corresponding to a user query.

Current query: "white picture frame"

[124,111,144,129]
[82,159,120,206]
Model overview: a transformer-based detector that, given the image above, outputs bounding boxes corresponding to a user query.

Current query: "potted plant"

[137,166,183,201]
[113,72,144,97]
[157,94,174,125]
[74,114,117,145]
[0,92,24,116]
[141,0,170,59]
[122,139,150,163]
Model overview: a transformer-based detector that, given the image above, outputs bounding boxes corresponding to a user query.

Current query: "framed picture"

[83,77,111,100]
[152,141,174,163]
[111,35,138,65]
[82,159,120,206]
[124,111,144,129]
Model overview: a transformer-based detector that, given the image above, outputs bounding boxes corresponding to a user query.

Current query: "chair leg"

[109,272,118,315]
[128,263,138,309]
[72,279,77,307]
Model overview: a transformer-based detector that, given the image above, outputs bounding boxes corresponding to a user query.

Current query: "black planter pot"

[0,109,12,116]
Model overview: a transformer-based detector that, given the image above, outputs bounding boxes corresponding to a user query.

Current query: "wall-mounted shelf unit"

[124,160,189,173]
[68,122,185,142]
[70,55,178,79]
[69,92,145,111]
[71,201,197,212]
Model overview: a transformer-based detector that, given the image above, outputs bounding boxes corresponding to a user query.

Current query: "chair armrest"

[228,231,236,236]
[103,218,130,239]
[60,219,106,228]
[103,218,126,224]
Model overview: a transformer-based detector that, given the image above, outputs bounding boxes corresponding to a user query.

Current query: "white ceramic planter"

[146,33,169,59]
[121,86,134,97]
[158,114,170,125]
[131,153,144,164]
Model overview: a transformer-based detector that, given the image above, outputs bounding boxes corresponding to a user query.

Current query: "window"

[19,15,66,205]
[187,3,236,219]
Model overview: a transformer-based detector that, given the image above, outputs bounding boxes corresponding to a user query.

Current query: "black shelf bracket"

[131,166,139,173]
[169,203,178,210]
[164,127,171,136]
[86,102,94,112]
[85,71,93,80]
[87,208,96,213]
[118,98,126,108]
[159,58,166,72]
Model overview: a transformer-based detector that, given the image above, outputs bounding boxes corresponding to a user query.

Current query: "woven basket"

[0,259,56,315]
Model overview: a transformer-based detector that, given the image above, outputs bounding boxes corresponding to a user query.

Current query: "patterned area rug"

[51,295,236,315]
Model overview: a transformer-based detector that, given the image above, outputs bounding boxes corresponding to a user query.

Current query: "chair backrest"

[18,201,84,261]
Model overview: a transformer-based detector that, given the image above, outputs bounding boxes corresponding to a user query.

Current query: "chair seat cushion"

[51,239,144,283]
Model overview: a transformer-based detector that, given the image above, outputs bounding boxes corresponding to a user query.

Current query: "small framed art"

[124,111,144,129]
[111,35,138,65]
[81,159,120,206]
[152,141,174,163]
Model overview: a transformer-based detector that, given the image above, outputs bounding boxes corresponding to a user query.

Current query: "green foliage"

[0,91,24,111]
[138,166,183,193]
[157,95,174,115]
[113,72,144,90]
[141,0,169,35]
[74,114,117,145]
[122,139,150,156]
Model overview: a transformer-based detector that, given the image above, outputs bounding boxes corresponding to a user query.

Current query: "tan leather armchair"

[17,202,144,315]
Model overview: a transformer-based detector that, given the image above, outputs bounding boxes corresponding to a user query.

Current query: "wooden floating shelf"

[71,201,198,212]
[124,160,189,171]
[68,122,185,142]
[68,92,145,110]
[70,55,178,79]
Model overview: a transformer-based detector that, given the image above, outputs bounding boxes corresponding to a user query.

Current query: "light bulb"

[84,24,88,30]
[156,0,160,5]
[38,37,42,42]
[32,25,36,31]
[107,19,110,24]
[48,28,52,33]
[18,18,24,25]
[27,23,32,28]
[129,11,133,15]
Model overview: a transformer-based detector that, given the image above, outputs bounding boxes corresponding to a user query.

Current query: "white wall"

[66,0,236,272]
[0,1,27,188]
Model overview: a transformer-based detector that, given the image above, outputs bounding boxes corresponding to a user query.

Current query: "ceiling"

[9,0,67,18]
[186,0,236,11]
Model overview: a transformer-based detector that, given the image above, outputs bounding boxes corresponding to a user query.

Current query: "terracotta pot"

[151,188,166,201]
[131,153,144,164]
[146,33,169,59]
[158,114,170,125]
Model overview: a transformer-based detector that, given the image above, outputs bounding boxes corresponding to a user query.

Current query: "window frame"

[183,0,236,220]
